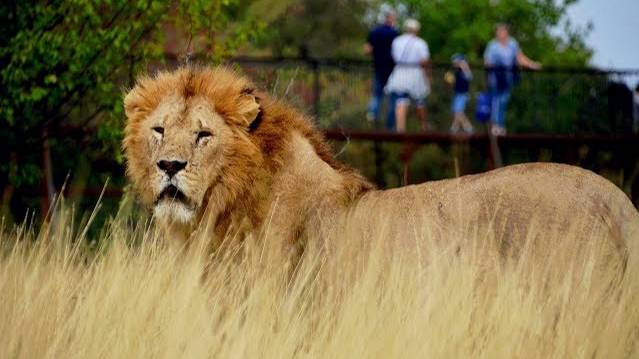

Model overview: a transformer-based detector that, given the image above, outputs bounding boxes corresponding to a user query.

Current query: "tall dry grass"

[1,201,638,358]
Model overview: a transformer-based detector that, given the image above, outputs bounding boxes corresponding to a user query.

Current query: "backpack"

[475,92,491,123]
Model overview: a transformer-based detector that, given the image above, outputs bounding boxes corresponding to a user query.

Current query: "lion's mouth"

[155,185,190,205]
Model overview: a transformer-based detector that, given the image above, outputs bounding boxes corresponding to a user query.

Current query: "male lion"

[123,66,639,265]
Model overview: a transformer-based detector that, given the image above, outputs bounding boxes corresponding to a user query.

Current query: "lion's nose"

[157,160,187,177]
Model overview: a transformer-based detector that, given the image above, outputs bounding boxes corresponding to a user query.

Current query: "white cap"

[404,18,421,32]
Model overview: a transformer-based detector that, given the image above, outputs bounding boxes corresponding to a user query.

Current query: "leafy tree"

[0,0,264,220]
[398,0,592,66]
[252,0,592,64]
[380,0,605,135]
[253,0,370,58]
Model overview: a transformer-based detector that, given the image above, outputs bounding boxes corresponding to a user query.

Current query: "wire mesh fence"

[233,57,639,134]
[7,57,639,220]
[233,57,639,200]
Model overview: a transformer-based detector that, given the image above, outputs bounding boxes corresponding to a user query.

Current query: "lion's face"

[123,67,261,225]
[134,95,233,223]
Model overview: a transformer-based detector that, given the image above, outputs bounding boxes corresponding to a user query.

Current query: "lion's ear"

[239,87,261,130]
[123,88,143,120]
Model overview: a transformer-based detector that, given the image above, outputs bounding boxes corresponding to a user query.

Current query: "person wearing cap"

[364,9,399,126]
[449,54,474,134]
[384,18,431,132]
[484,23,541,136]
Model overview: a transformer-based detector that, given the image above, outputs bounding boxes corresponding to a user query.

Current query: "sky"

[566,0,639,70]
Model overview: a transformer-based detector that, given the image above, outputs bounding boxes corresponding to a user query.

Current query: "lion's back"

[342,163,638,262]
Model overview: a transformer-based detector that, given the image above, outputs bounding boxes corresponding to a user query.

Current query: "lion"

[123,66,639,267]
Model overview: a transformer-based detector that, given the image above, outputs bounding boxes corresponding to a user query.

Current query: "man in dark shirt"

[365,10,399,127]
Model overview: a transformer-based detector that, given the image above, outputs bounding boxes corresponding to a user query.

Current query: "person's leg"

[385,92,399,130]
[451,93,470,133]
[490,91,499,136]
[414,97,428,131]
[460,112,473,133]
[450,94,461,132]
[450,113,461,132]
[457,94,473,132]
[491,91,507,135]
[490,91,501,127]
[385,88,396,128]
[416,106,428,131]
[499,90,511,133]
[366,77,384,121]
[395,96,409,132]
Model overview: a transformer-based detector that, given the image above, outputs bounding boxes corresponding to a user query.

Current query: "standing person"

[385,18,431,132]
[484,23,541,136]
[449,54,474,134]
[364,9,399,127]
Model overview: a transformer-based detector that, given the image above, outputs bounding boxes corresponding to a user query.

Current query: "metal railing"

[324,129,639,188]
[11,56,639,217]
[231,56,639,135]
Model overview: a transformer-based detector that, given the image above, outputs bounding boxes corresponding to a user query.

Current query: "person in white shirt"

[384,18,431,132]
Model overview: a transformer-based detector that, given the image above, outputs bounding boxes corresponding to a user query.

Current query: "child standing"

[449,54,474,134]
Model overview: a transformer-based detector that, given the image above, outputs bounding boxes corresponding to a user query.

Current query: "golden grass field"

[1,200,639,358]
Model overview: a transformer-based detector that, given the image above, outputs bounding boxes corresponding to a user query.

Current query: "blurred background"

[1,0,638,227]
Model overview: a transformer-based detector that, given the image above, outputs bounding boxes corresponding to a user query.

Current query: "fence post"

[487,131,503,169]
[40,127,55,216]
[400,143,417,186]
[310,59,321,119]
[373,140,384,187]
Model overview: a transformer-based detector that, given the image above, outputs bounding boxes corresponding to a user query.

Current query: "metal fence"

[232,57,639,134]
[13,57,639,217]
[231,57,639,202]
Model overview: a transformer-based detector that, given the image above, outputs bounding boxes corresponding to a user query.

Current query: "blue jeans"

[451,93,469,114]
[367,76,396,129]
[490,90,511,127]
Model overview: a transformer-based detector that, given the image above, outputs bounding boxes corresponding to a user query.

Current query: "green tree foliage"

[254,0,370,58]
[0,0,263,219]
[251,0,592,64]
[399,0,592,66]
[392,0,605,136]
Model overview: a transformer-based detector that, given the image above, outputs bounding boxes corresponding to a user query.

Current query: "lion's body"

[123,66,638,265]
[340,164,638,261]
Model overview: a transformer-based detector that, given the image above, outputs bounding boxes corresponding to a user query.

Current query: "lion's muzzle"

[156,184,188,203]
[157,160,187,178]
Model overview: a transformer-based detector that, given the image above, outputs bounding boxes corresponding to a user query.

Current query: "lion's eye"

[196,131,212,143]
[152,126,164,135]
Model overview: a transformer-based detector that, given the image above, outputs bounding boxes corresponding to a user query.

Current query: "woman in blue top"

[484,24,541,136]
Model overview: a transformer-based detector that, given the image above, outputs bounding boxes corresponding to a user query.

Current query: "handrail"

[229,55,639,75]
[323,129,639,146]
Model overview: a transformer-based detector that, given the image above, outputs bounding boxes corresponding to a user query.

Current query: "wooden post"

[373,140,384,187]
[487,128,503,169]
[40,128,55,216]
[565,144,577,165]
[311,59,321,119]
[0,151,18,220]
[400,143,417,186]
